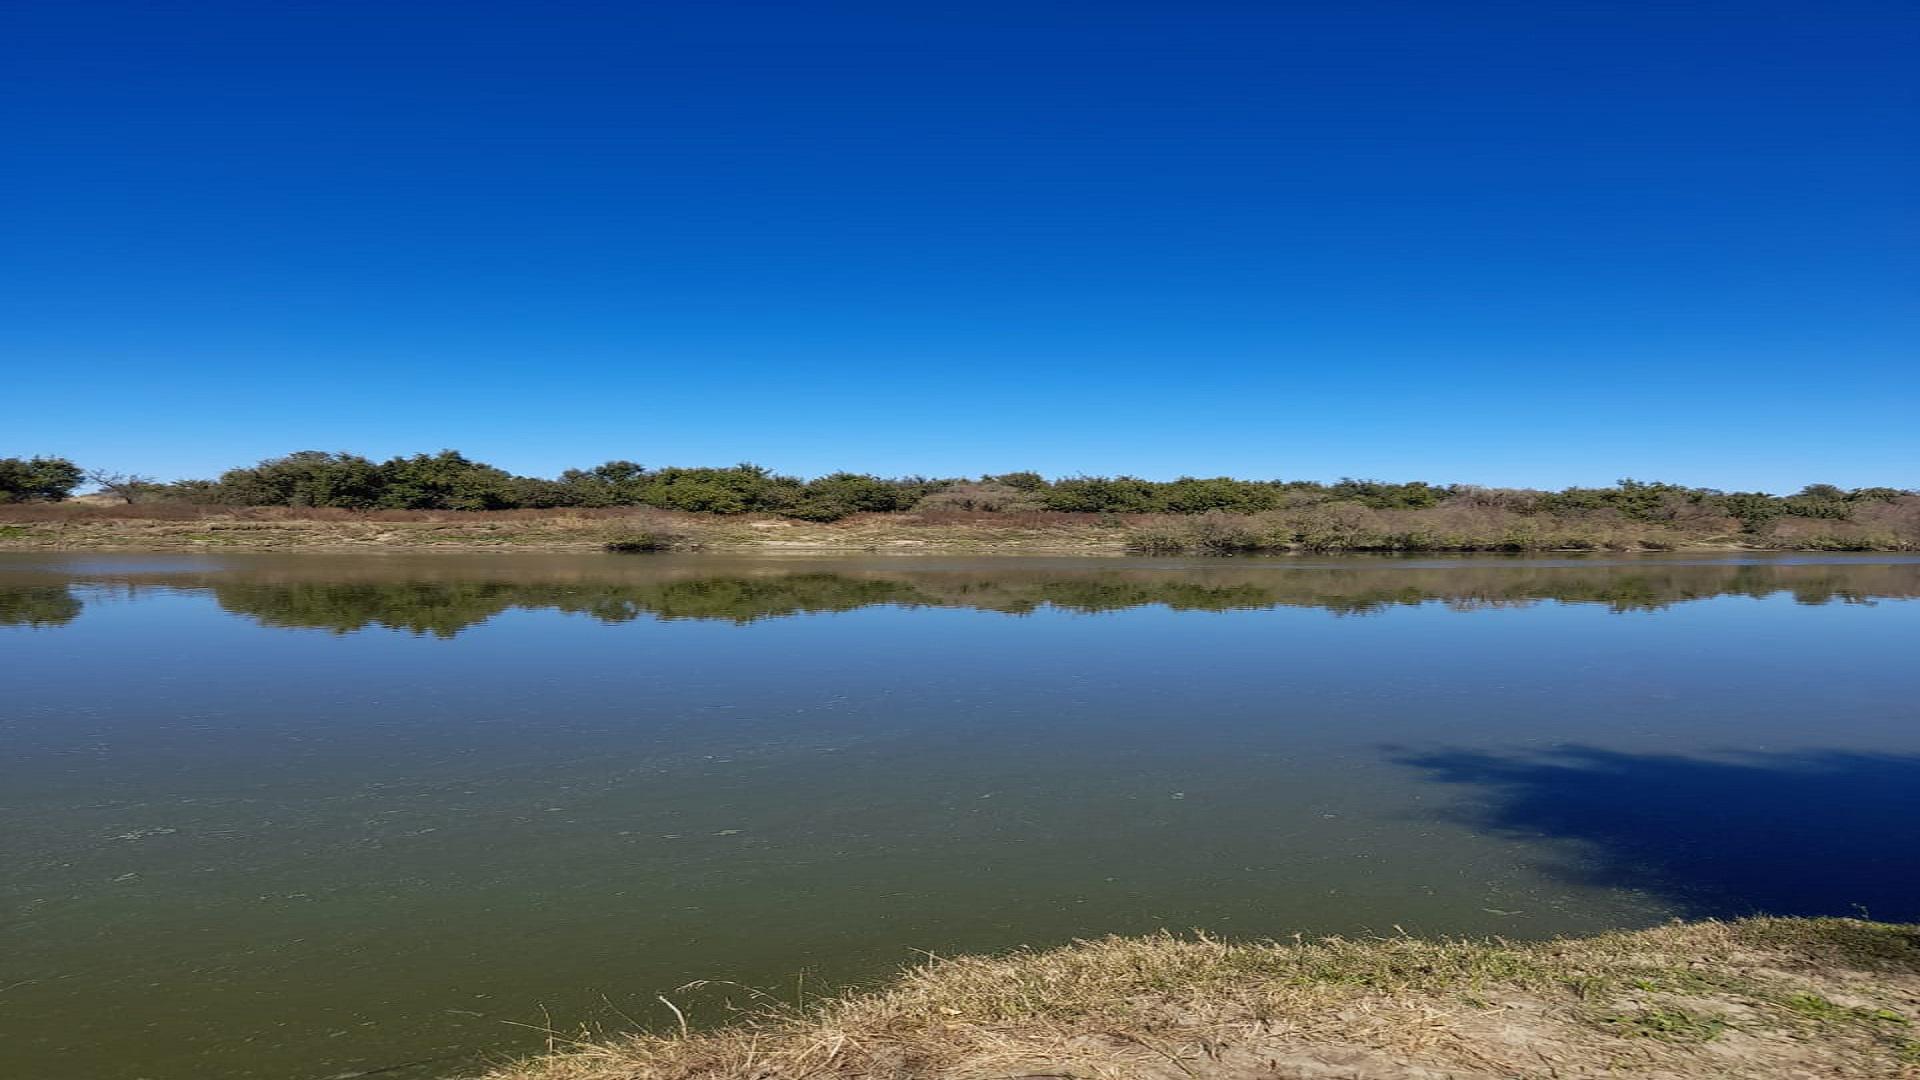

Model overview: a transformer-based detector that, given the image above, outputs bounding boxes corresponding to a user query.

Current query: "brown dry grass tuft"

[478,918,1920,1079]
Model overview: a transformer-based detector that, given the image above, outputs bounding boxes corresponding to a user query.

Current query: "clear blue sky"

[3,1,1914,491]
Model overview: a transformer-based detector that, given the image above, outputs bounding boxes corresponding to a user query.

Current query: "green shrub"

[604,531,691,553]
[0,456,84,503]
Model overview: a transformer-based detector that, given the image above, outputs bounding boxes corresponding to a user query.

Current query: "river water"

[3,551,1917,1079]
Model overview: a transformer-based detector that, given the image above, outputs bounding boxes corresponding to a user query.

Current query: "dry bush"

[1444,485,1548,512]
[910,482,1047,514]
[1762,507,1920,551]
[1122,513,1262,555]
[1851,496,1920,550]
[1118,503,1712,554]
[0,500,243,522]
[907,509,1122,529]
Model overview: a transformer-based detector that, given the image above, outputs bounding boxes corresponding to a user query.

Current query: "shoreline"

[479,917,1920,1080]
[0,507,1878,556]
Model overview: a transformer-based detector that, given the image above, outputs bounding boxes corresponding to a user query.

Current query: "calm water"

[4,551,1919,1079]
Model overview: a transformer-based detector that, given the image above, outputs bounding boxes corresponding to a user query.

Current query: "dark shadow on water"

[1395,745,1920,922]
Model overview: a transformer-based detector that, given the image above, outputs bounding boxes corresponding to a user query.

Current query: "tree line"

[1,450,1913,532]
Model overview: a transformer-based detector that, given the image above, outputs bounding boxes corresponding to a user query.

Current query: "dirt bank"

[0,505,1139,554]
[481,918,1919,1080]
[0,505,1775,556]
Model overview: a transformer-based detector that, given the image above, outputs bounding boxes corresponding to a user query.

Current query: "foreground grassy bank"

[5,503,1916,554]
[487,918,1919,1080]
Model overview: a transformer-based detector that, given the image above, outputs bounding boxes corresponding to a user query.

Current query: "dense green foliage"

[98,451,948,519]
[0,456,83,503]
[6,449,1914,544]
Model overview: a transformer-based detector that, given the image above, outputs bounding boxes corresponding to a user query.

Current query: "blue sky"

[3,1,1914,491]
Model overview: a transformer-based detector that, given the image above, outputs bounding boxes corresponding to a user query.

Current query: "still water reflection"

[3,552,1917,1079]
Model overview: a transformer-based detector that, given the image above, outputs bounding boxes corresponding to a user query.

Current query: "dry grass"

[480,918,1920,1080]
[7,498,1914,554]
[9,501,1913,555]
[0,505,1140,554]
[0,504,1783,556]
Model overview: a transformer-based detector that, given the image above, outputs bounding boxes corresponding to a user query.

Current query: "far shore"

[1,504,1897,557]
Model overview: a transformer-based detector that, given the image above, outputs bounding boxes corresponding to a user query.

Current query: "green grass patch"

[1734,916,1920,968]
[1605,1006,1729,1042]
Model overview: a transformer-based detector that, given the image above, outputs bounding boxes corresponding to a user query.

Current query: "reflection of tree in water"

[207,576,1294,635]
[0,585,83,627]
[210,575,938,636]
[1397,745,1920,922]
[197,562,1920,637]
[211,581,534,637]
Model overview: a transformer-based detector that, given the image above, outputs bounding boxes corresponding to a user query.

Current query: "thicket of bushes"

[160,452,939,521]
[0,456,84,504]
[3,451,1915,549]
[1120,499,1920,554]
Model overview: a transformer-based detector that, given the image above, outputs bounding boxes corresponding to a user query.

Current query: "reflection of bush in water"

[624,575,927,622]
[979,578,1279,614]
[213,581,533,637]
[212,575,940,636]
[0,585,83,627]
[203,563,1920,636]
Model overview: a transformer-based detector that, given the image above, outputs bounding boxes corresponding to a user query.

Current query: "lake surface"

[4,551,1919,1079]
